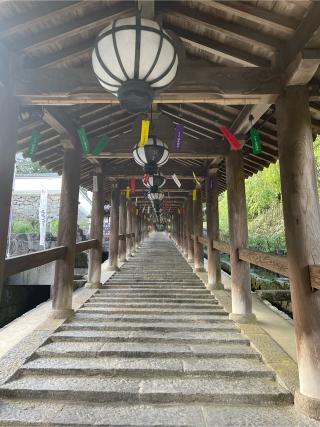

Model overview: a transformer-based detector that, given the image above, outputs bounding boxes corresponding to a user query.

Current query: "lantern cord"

[245,106,275,141]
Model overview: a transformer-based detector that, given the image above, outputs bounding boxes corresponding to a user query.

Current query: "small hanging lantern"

[143,173,166,189]
[133,136,169,174]
[147,189,165,202]
[92,14,179,113]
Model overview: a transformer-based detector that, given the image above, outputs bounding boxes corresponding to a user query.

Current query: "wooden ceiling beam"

[166,24,270,67]
[12,3,134,53]
[14,62,281,105]
[161,4,282,51]
[0,2,80,39]
[86,152,222,160]
[208,1,297,35]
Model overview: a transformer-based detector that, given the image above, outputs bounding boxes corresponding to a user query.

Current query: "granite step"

[20,356,275,379]
[0,401,316,427]
[87,296,218,304]
[0,375,292,405]
[50,329,249,345]
[83,302,221,309]
[36,341,260,360]
[60,320,238,333]
[73,312,229,322]
[79,307,227,315]
[97,289,210,295]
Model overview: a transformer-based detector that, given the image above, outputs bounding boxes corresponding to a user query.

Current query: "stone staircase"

[0,233,316,426]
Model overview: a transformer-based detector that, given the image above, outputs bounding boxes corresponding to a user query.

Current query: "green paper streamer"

[28,130,40,159]
[93,135,110,156]
[111,189,116,201]
[77,127,91,154]
[250,128,262,155]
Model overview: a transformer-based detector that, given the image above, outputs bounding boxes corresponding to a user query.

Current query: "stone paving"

[0,233,318,426]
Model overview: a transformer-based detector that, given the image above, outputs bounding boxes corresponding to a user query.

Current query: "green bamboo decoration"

[27,129,40,159]
[77,127,91,154]
[92,135,110,156]
[250,127,262,155]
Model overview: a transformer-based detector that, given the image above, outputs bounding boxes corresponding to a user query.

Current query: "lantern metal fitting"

[133,136,169,174]
[143,173,166,189]
[92,15,179,113]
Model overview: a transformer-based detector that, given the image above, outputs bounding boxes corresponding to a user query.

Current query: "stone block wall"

[12,193,60,226]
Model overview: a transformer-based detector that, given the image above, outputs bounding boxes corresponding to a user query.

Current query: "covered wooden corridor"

[1,0,320,424]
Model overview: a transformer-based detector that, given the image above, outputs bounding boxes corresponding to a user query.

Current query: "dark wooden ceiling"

[1,0,320,209]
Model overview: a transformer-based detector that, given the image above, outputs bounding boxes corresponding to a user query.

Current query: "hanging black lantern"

[92,14,179,113]
[133,136,169,174]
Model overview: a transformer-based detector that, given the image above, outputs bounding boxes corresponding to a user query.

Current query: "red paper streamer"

[143,174,150,185]
[219,127,242,150]
[130,177,135,194]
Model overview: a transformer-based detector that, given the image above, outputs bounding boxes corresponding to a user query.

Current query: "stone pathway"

[0,233,318,426]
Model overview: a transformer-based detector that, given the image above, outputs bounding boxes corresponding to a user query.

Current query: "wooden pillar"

[183,200,188,257]
[187,195,194,263]
[206,174,223,290]
[106,185,120,271]
[0,51,18,302]
[126,198,133,258]
[118,191,127,262]
[179,210,184,250]
[133,204,139,251]
[51,147,80,318]
[86,170,104,288]
[193,189,204,272]
[226,151,255,323]
[276,86,320,418]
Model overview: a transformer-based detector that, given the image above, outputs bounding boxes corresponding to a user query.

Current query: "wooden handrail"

[238,248,289,277]
[309,265,320,290]
[212,239,231,254]
[75,239,98,254]
[4,246,67,279]
[198,236,208,246]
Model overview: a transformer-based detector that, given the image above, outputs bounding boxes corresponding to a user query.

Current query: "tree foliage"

[218,135,320,254]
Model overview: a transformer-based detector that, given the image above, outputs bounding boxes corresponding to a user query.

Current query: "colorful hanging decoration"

[219,126,242,150]
[192,189,197,201]
[143,174,150,185]
[172,173,181,188]
[175,124,184,151]
[77,127,91,154]
[208,175,213,190]
[111,189,117,201]
[125,186,131,199]
[130,177,136,194]
[249,128,262,155]
[92,135,110,155]
[139,119,150,147]
[192,171,201,187]
[163,199,169,210]
[28,129,40,159]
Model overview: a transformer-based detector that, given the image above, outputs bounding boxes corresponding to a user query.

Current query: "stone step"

[50,329,249,345]
[88,297,218,304]
[83,302,221,309]
[0,400,315,427]
[99,281,206,292]
[37,341,260,360]
[60,320,238,333]
[21,356,275,379]
[79,307,227,315]
[0,375,292,405]
[73,312,229,322]
[97,289,210,295]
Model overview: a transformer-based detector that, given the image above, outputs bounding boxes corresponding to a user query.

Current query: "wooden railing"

[4,239,98,279]
[189,234,320,290]
[75,239,98,253]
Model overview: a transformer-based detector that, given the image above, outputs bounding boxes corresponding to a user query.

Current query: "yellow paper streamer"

[192,189,197,201]
[192,171,201,187]
[139,119,150,147]
[125,186,131,199]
